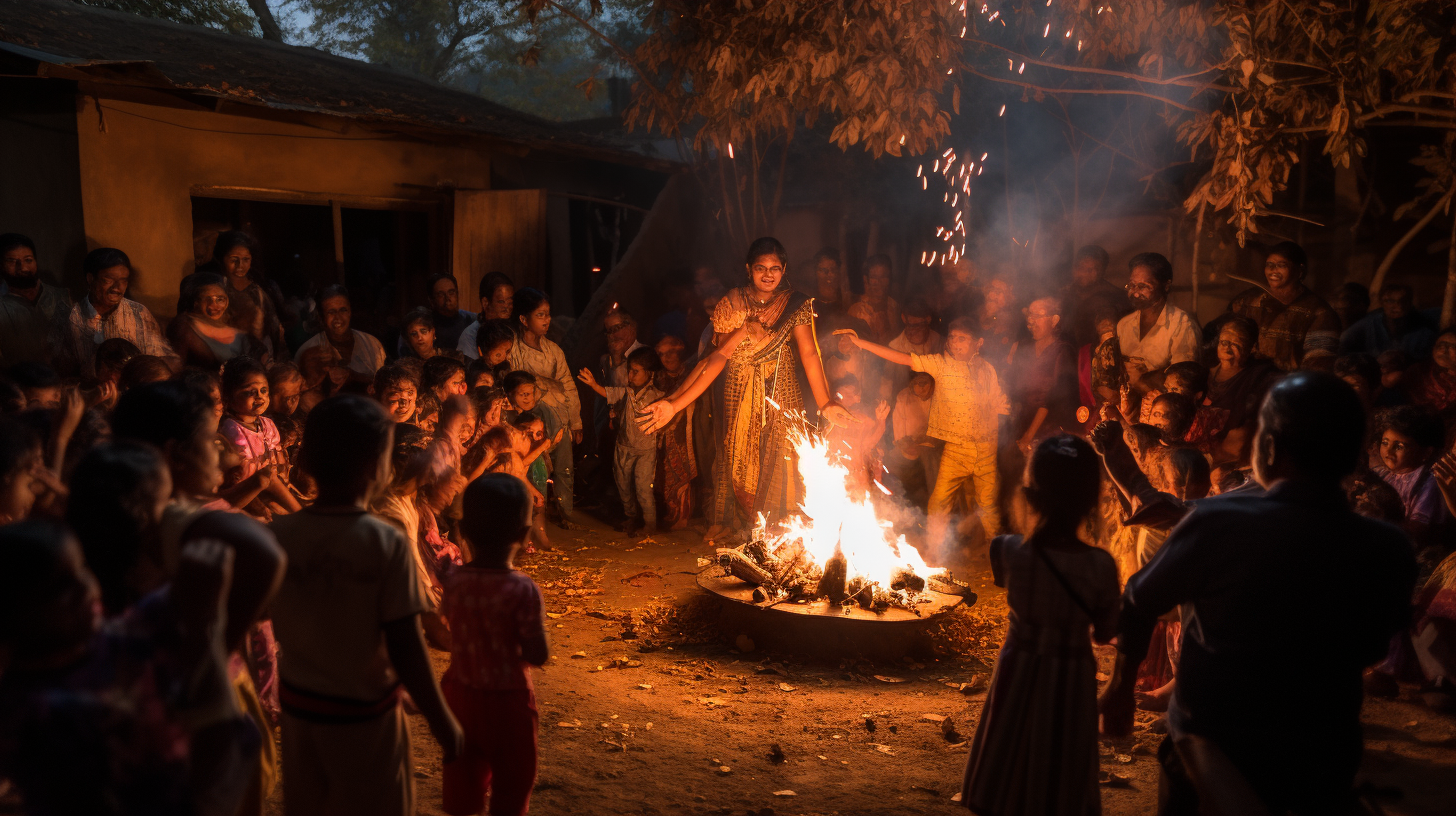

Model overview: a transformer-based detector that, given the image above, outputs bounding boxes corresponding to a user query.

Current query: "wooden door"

[452,189,548,312]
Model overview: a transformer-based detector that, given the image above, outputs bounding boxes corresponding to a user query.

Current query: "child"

[824,375,890,492]
[466,357,496,390]
[888,371,939,508]
[440,474,549,816]
[415,391,441,435]
[268,361,310,422]
[838,317,1009,556]
[961,435,1120,816]
[424,356,469,403]
[219,356,302,517]
[375,364,421,425]
[509,288,582,523]
[269,395,463,816]
[513,412,552,501]
[474,318,517,375]
[372,430,457,650]
[0,521,270,816]
[577,346,665,535]
[502,370,541,426]
[1373,406,1449,548]
[483,421,560,552]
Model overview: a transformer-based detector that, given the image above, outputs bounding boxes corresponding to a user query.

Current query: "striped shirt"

[63,296,175,376]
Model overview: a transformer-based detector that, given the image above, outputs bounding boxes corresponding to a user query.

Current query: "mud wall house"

[0,0,678,342]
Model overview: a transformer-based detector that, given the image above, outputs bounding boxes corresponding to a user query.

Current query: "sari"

[710,288,816,529]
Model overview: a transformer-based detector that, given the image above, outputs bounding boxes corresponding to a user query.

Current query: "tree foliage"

[608,0,966,159]
[291,0,520,82]
[961,0,1456,244]
[76,0,261,35]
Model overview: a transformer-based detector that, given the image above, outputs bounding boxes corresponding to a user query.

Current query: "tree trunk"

[246,0,285,42]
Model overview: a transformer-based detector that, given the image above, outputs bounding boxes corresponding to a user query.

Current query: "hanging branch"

[1370,185,1456,294]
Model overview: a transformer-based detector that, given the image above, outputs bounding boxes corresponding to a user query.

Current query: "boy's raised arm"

[833,329,911,368]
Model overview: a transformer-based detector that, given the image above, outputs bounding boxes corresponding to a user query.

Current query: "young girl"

[373,429,458,650]
[1373,405,1449,550]
[440,474,548,816]
[509,288,581,525]
[961,434,1121,816]
[219,356,302,517]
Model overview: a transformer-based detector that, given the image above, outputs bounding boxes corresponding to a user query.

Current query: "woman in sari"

[1202,316,1278,464]
[640,237,855,539]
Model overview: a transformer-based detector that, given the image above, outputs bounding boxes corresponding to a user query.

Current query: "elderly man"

[61,247,176,376]
[848,254,901,343]
[0,234,70,367]
[1115,252,1201,387]
[1101,372,1416,815]
[1340,283,1437,360]
[1228,241,1341,372]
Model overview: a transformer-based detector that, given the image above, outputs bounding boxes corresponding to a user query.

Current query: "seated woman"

[1201,316,1278,464]
[167,272,269,369]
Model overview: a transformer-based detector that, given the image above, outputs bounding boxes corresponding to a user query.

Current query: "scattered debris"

[768,744,786,764]
[556,720,581,728]
[863,717,876,733]
[1099,771,1132,788]
[941,718,962,743]
[772,790,796,797]
[873,675,906,684]
[717,765,732,775]
[869,743,896,756]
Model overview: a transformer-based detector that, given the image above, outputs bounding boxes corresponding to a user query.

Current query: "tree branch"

[964,37,1232,91]
[246,0,284,42]
[1370,185,1456,294]
[537,0,663,98]
[963,68,1204,113]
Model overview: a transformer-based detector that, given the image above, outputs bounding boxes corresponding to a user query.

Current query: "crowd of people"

[0,221,1453,815]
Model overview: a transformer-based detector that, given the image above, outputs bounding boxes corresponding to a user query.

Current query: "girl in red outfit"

[442,473,549,816]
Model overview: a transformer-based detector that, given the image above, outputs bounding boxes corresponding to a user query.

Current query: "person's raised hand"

[637,400,677,433]
[820,403,860,428]
[874,401,891,422]
[831,328,861,345]
[1089,420,1122,453]
[576,368,598,387]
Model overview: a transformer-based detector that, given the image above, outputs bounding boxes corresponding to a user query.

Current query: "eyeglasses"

[751,264,785,275]
[1124,283,1155,293]
[604,322,632,335]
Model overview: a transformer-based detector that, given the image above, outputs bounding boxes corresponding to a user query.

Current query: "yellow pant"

[928,440,1000,541]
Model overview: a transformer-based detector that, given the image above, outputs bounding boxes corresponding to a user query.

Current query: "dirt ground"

[268,516,1456,816]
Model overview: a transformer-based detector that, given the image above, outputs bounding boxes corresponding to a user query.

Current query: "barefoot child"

[961,435,1120,815]
[441,473,549,816]
[837,317,1009,555]
[269,396,463,816]
[578,347,665,535]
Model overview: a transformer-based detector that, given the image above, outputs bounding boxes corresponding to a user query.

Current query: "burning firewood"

[717,548,772,586]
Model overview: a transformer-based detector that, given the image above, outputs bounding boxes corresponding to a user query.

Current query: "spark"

[1018,62,1025,74]
[933,160,940,172]
[943,147,954,157]
[612,301,618,309]
[920,251,927,263]
[951,193,958,207]
[981,152,988,160]
[977,166,984,175]
[1066,30,1072,37]
[765,397,781,411]
[1078,40,1083,50]
[999,104,1006,116]
[899,134,906,145]
[916,164,923,177]
[1007,58,1013,70]
[1043,23,1050,36]
[727,142,734,159]
[989,10,999,20]
[947,68,953,74]
[960,26,966,36]
[922,177,928,189]
[874,481,892,496]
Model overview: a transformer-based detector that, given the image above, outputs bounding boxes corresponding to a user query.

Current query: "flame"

[759,431,938,589]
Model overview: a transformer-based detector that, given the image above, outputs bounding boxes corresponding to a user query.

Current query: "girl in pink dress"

[218,356,301,519]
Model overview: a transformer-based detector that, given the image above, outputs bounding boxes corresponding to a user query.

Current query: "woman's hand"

[638,400,678,434]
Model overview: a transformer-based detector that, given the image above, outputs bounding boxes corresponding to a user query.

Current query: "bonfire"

[714,431,949,614]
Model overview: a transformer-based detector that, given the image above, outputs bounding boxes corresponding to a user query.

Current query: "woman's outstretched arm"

[637,325,750,433]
